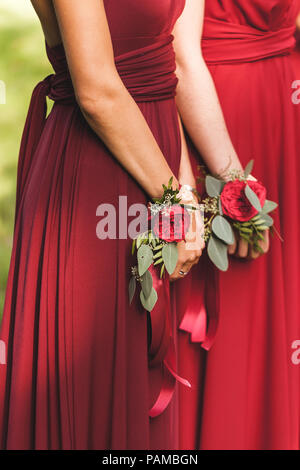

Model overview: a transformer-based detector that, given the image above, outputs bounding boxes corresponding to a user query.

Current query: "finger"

[237,238,249,258]
[260,230,270,253]
[249,246,260,259]
[169,263,185,282]
[170,261,192,281]
[228,237,237,255]
[181,260,194,274]
[249,230,270,259]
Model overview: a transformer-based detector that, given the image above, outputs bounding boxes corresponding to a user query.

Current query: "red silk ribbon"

[179,254,220,352]
[148,266,191,419]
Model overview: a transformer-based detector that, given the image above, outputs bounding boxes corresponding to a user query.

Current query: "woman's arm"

[177,114,197,188]
[50,0,202,277]
[296,12,300,31]
[173,0,269,258]
[173,0,242,179]
[52,0,176,199]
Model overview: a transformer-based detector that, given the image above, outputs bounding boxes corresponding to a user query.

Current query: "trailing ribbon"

[15,68,75,224]
[148,265,191,419]
[16,76,51,219]
[178,253,220,351]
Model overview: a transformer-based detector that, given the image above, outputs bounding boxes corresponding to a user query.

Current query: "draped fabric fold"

[115,35,178,102]
[16,34,179,229]
[178,254,220,351]
[14,36,185,422]
[148,266,191,418]
[16,69,76,221]
[202,18,296,64]
[16,76,52,220]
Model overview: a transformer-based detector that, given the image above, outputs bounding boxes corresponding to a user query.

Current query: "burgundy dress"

[178,0,300,450]
[0,0,186,450]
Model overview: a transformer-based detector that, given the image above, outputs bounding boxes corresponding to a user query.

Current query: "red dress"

[178,0,300,450]
[0,0,186,450]
[292,25,300,70]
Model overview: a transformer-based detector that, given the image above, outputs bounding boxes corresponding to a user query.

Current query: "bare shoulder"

[30,0,61,47]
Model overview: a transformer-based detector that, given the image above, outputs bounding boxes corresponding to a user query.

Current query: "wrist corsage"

[129,178,198,312]
[202,160,278,271]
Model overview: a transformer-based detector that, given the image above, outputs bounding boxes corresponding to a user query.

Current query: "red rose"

[220,180,267,222]
[151,205,190,243]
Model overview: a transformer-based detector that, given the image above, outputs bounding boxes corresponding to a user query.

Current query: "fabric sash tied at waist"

[202,18,296,65]
[16,36,178,218]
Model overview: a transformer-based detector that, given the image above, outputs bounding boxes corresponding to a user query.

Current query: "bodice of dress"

[205,0,299,32]
[104,0,185,55]
[45,0,185,104]
[203,0,300,64]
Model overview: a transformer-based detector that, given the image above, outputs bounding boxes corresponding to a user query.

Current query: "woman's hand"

[170,196,205,281]
[228,230,270,260]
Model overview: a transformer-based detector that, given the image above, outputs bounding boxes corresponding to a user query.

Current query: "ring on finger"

[179,270,188,276]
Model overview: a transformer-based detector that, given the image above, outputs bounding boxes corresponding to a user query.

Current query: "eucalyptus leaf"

[162,243,178,275]
[256,232,266,241]
[137,244,153,276]
[212,215,235,245]
[239,226,253,234]
[205,175,224,198]
[150,232,157,247]
[240,234,251,242]
[141,269,153,299]
[252,216,265,226]
[262,200,278,214]
[136,235,142,250]
[153,250,162,260]
[254,244,265,254]
[259,213,274,227]
[153,244,164,251]
[140,287,158,312]
[244,160,254,179]
[218,197,223,216]
[128,276,136,304]
[131,239,136,255]
[207,235,229,271]
[245,184,262,212]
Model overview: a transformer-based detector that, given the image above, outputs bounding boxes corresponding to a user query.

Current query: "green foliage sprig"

[129,178,181,312]
[202,160,278,271]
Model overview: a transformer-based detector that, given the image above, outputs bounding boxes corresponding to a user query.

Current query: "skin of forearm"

[176,58,243,179]
[177,114,197,187]
[78,80,178,200]
[296,13,300,31]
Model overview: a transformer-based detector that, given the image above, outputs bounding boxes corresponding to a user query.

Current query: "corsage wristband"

[129,177,196,312]
[201,160,278,271]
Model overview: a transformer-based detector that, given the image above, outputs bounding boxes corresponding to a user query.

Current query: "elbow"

[76,76,124,119]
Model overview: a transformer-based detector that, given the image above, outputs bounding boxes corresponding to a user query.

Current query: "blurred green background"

[0,1,52,319]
